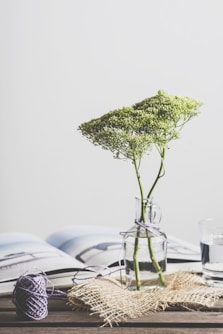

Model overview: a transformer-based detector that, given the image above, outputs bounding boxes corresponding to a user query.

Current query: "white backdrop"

[0,0,223,246]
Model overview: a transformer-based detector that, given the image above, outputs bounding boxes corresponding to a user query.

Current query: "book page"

[47,225,123,268]
[167,235,201,262]
[47,225,201,267]
[0,232,85,285]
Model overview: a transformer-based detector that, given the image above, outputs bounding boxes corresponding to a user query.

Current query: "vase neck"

[135,197,162,225]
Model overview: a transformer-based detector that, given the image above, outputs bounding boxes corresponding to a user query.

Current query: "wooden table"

[1,293,223,333]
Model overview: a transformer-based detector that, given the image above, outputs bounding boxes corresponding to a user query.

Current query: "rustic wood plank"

[1,327,223,334]
[1,310,223,326]
[1,295,223,333]
[0,311,101,325]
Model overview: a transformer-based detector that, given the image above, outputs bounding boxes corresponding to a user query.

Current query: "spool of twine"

[12,272,49,320]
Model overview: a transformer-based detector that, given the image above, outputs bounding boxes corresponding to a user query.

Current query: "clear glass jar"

[121,198,167,290]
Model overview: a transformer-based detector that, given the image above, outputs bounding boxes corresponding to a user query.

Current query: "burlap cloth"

[67,271,223,327]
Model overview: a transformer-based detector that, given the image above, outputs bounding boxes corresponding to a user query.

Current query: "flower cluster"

[78,90,202,202]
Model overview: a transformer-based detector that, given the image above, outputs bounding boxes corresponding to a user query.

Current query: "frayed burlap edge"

[67,271,223,327]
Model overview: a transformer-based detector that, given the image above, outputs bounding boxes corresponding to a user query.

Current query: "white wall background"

[0,0,223,246]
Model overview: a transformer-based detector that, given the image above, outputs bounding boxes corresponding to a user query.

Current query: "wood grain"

[1,295,223,333]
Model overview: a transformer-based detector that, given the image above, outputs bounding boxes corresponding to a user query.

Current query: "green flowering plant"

[78,90,202,290]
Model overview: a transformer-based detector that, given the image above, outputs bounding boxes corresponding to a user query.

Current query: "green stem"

[146,145,166,287]
[133,235,141,290]
[147,231,166,287]
[133,155,145,221]
[132,148,167,289]
[132,154,144,290]
[147,145,166,201]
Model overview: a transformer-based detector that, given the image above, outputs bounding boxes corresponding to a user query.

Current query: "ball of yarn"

[12,273,48,320]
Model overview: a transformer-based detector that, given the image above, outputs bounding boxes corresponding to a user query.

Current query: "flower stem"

[132,155,144,290]
[147,146,166,201]
[146,146,167,287]
[133,232,141,290]
[133,149,167,289]
[132,155,145,221]
[147,231,166,287]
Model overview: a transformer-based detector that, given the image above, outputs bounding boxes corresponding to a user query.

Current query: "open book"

[0,225,201,295]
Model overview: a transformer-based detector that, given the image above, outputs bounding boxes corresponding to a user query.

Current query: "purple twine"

[12,272,67,321]
[135,219,161,235]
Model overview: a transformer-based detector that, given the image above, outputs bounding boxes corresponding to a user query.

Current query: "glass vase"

[121,198,167,290]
